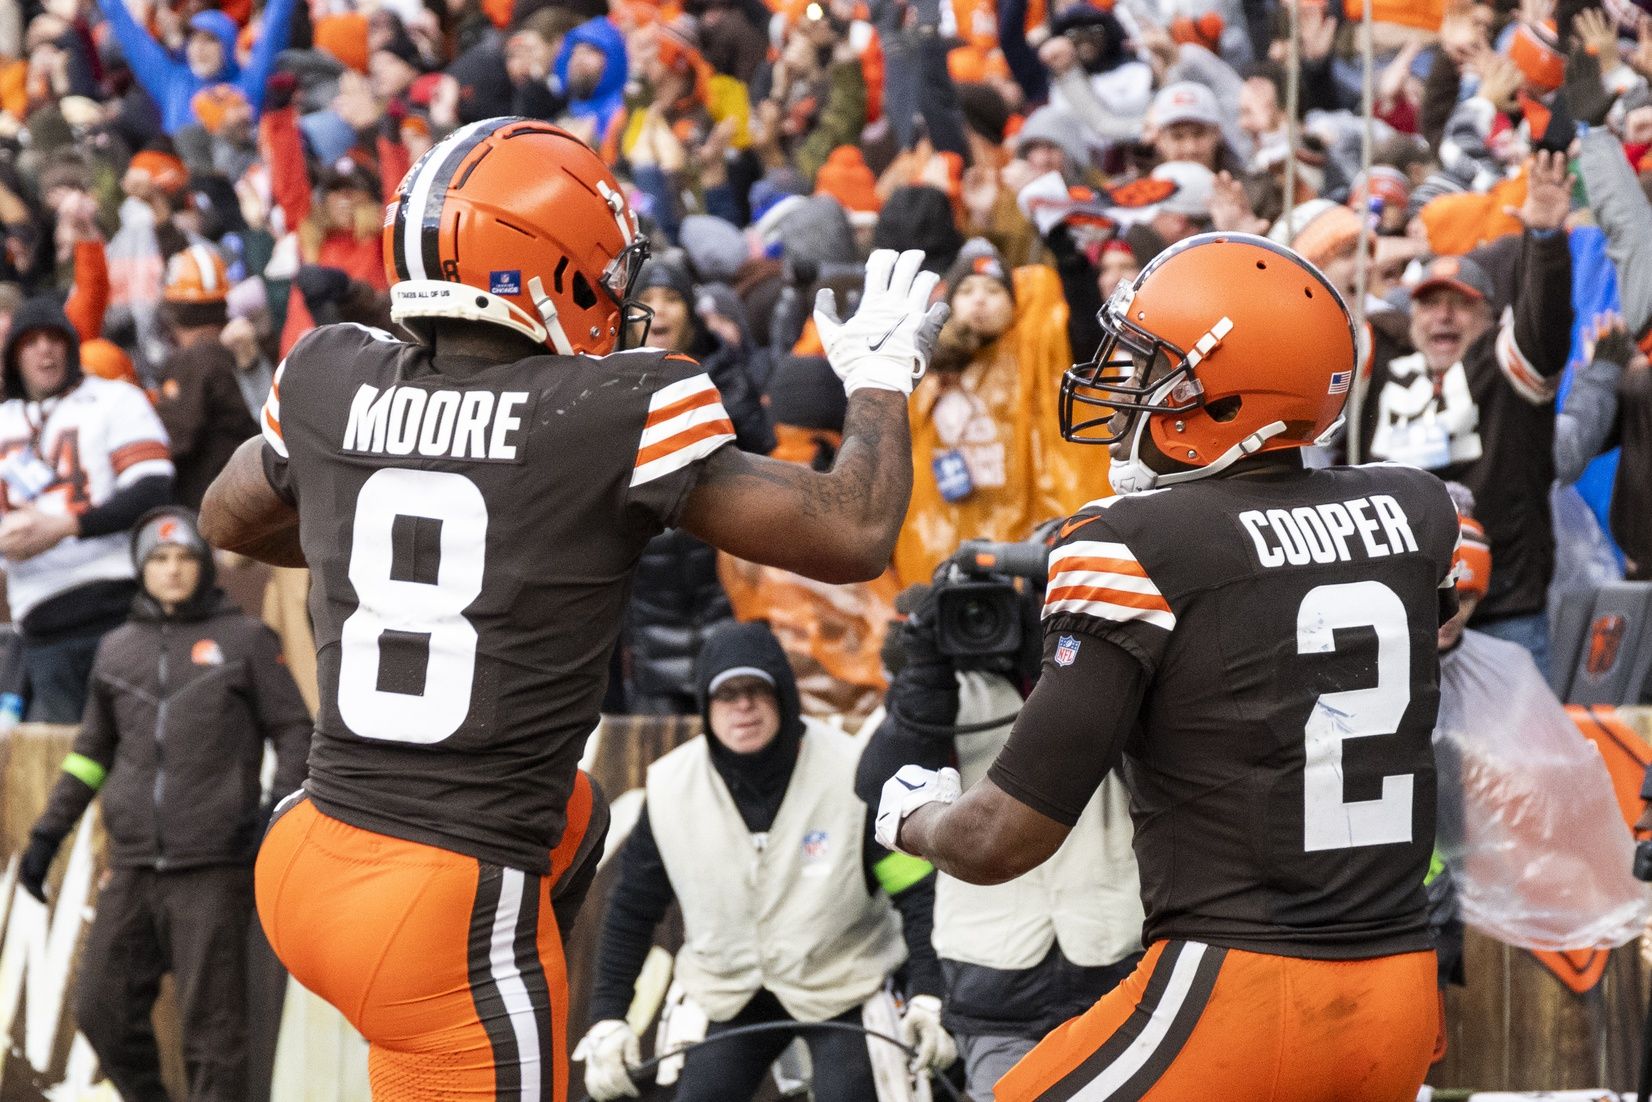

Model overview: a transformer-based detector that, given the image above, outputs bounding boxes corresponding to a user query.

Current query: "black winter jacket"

[31,589,312,869]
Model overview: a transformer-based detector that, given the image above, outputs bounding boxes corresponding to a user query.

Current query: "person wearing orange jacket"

[893,238,1108,586]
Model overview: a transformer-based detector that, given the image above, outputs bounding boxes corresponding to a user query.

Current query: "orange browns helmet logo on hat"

[383,117,651,357]
[163,244,230,304]
[1060,232,1356,491]
[156,518,181,543]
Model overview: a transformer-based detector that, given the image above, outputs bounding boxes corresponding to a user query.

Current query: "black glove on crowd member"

[19,829,63,903]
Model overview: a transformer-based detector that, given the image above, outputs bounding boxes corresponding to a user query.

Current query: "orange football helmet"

[1061,232,1355,493]
[384,117,650,355]
[163,244,230,304]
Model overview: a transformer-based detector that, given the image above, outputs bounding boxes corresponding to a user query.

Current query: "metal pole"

[1347,0,1376,464]
[1282,0,1301,241]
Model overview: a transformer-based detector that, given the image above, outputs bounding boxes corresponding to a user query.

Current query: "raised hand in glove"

[578,1019,641,1100]
[876,764,961,854]
[815,248,949,396]
[899,994,958,1073]
[19,830,61,903]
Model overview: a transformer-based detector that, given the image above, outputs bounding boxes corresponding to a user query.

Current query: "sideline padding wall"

[4,711,1651,1098]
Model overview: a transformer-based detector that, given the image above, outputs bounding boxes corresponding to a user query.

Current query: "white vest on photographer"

[931,672,1145,970]
[647,721,907,1023]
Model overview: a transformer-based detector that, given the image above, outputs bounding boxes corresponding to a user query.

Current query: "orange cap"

[128,149,188,194]
[1507,21,1565,93]
[80,338,140,389]
[814,145,881,215]
[314,13,370,74]
[1170,12,1223,51]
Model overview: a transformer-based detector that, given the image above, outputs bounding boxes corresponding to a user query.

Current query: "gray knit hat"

[132,507,209,569]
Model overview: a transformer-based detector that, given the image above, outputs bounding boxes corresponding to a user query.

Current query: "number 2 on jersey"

[1296,580,1413,853]
[338,468,487,743]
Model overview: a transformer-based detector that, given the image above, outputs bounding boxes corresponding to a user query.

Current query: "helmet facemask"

[603,235,654,350]
[1060,283,1209,448]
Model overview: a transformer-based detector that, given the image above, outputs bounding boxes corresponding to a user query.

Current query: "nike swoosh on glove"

[814,248,950,396]
[577,1019,641,1100]
[876,764,962,854]
[899,994,958,1073]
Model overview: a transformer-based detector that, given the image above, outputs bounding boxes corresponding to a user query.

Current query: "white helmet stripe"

[190,244,218,291]
[401,118,498,282]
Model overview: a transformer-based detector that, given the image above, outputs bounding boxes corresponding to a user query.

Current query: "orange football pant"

[995,939,1437,1101]
[255,774,598,1101]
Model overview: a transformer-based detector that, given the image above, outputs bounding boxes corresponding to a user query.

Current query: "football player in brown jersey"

[198,119,947,1101]
[876,232,1461,1101]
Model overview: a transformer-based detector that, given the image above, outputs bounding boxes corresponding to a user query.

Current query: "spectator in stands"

[580,621,949,1101]
[0,297,172,722]
[893,238,1103,586]
[19,507,311,1102]
[150,245,258,509]
[94,0,299,133]
[856,584,1144,1099]
[1356,150,1574,673]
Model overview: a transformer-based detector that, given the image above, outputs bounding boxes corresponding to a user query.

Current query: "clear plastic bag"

[1434,631,1649,949]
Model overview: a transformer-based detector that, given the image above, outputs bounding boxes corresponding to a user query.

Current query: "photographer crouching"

[856,536,1145,1100]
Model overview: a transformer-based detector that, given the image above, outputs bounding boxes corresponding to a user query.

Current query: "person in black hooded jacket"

[621,258,775,713]
[18,506,312,1102]
[580,621,950,1101]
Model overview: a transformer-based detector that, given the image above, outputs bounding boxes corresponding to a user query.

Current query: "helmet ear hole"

[572,273,598,310]
[1206,395,1242,423]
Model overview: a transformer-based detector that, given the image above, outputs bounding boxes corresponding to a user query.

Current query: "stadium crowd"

[2,0,1651,1095]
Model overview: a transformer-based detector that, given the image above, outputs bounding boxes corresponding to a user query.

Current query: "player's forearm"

[201,439,305,566]
[899,793,1035,885]
[681,389,912,583]
[823,388,914,569]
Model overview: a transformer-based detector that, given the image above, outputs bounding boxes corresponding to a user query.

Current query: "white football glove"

[875,764,962,855]
[899,994,958,1073]
[814,248,950,396]
[577,1019,640,1100]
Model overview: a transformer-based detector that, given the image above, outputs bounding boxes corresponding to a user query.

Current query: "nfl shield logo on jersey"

[1055,635,1081,667]
[802,830,829,859]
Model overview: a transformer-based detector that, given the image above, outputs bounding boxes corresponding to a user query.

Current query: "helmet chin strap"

[1108,399,1291,495]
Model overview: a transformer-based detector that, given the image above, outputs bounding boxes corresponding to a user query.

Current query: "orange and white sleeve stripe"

[1043,540,1176,631]
[1494,325,1557,406]
[262,360,286,459]
[110,440,171,475]
[630,373,736,488]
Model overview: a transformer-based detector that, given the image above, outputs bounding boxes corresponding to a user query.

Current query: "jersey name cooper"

[1237,493,1419,569]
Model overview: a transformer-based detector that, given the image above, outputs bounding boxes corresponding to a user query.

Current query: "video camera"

[931,539,1048,670]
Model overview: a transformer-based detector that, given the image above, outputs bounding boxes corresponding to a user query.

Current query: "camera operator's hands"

[578,1019,641,1100]
[899,994,958,1074]
[815,248,949,396]
[876,764,961,854]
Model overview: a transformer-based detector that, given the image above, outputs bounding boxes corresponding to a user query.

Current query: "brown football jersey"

[260,323,735,872]
[1039,463,1460,958]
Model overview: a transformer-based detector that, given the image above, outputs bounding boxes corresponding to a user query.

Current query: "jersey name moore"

[342,384,531,462]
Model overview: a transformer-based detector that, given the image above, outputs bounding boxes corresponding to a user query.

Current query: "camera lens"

[955,595,1006,644]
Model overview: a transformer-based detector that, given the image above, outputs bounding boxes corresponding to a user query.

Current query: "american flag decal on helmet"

[1328,370,1351,395]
